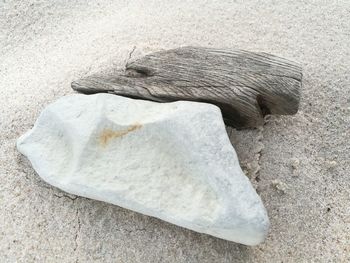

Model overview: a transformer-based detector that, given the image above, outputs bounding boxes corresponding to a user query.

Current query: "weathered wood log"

[72,46,302,128]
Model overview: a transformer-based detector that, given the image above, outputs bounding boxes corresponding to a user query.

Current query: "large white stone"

[17,94,269,245]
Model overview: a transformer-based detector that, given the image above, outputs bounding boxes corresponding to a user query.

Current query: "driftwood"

[72,46,302,128]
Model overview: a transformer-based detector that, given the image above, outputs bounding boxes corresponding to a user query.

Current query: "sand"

[1,0,349,262]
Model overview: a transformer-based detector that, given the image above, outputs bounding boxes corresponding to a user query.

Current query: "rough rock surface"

[17,94,269,246]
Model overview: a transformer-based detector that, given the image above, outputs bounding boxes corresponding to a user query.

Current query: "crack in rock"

[73,207,81,262]
[255,125,265,183]
[123,227,147,234]
[53,193,78,201]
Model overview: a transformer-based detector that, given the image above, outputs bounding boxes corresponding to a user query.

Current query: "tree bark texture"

[72,46,302,128]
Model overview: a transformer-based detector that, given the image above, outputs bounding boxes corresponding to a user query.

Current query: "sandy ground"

[1,0,349,262]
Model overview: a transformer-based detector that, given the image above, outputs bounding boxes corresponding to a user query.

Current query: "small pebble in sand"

[290,158,300,176]
[324,160,337,169]
[271,180,288,194]
[290,158,300,170]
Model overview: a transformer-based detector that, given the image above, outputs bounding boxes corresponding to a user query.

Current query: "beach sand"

[1,1,349,262]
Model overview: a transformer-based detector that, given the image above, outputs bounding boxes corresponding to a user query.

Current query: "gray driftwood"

[72,46,302,128]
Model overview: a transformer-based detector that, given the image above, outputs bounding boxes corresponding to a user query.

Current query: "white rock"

[17,94,269,245]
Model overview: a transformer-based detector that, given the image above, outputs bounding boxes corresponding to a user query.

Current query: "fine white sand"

[1,1,349,262]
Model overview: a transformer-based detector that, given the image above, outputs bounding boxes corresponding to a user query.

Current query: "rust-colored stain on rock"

[99,124,142,146]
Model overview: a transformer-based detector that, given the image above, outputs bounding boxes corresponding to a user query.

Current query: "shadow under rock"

[76,198,251,262]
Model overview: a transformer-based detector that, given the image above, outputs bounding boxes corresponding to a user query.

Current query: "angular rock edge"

[17,94,269,245]
[72,46,302,128]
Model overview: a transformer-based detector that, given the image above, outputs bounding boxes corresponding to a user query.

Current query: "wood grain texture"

[72,46,302,128]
